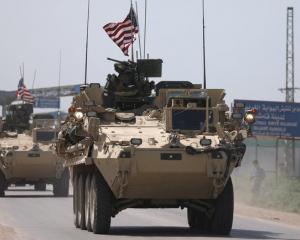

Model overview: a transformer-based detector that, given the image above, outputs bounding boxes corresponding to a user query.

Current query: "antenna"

[135,1,142,59]
[58,50,62,110]
[57,50,62,127]
[32,69,37,89]
[84,0,91,85]
[144,0,147,59]
[202,0,207,89]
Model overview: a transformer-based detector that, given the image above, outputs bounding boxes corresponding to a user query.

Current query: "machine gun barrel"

[107,57,136,66]
[107,57,124,64]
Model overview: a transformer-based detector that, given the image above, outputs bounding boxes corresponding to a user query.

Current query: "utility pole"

[279,7,298,176]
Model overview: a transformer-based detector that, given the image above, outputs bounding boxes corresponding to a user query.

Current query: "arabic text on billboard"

[35,96,60,109]
[234,99,300,138]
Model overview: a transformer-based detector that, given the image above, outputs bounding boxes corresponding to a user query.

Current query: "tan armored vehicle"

[56,59,255,235]
[0,101,69,197]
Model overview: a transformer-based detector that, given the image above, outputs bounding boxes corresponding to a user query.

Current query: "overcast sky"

[0,0,299,111]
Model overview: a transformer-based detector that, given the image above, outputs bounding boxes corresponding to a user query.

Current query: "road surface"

[0,186,299,240]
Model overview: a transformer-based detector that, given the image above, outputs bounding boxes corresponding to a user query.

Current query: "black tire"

[210,178,234,235]
[90,171,112,234]
[0,171,6,197]
[187,208,197,228]
[85,174,92,232]
[73,173,80,228]
[53,168,70,197]
[187,208,210,231]
[77,174,86,230]
[34,183,46,191]
[187,178,234,235]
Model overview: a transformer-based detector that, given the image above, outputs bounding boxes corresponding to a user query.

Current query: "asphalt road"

[0,186,299,240]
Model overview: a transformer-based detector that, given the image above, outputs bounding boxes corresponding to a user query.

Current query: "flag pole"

[22,62,25,82]
[130,0,134,62]
[84,0,91,85]
[19,66,23,79]
[135,1,142,59]
[202,0,207,89]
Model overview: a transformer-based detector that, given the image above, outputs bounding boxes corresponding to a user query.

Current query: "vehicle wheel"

[210,178,234,235]
[73,173,80,228]
[53,168,70,197]
[85,173,92,231]
[77,174,86,230]
[34,183,46,191]
[0,171,6,197]
[90,171,112,234]
[187,208,210,231]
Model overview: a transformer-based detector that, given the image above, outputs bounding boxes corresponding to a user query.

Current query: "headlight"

[244,109,256,124]
[74,111,84,120]
[130,138,142,146]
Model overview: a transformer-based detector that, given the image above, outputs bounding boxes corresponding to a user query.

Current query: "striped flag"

[103,7,139,56]
[17,78,35,103]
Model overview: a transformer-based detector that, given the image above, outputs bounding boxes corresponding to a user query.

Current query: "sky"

[0,0,299,112]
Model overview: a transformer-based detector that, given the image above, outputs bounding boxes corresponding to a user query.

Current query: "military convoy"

[56,58,255,235]
[0,100,69,197]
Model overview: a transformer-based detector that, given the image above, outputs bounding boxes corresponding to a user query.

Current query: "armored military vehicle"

[56,58,255,235]
[0,101,69,197]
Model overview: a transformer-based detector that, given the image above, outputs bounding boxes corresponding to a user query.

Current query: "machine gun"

[103,57,163,111]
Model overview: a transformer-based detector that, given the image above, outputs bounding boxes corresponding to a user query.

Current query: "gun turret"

[103,57,162,112]
[3,100,33,133]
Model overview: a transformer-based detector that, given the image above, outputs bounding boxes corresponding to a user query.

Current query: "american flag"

[103,7,139,56]
[17,78,35,103]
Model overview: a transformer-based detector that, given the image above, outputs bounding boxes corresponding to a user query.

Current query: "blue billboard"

[35,96,60,108]
[234,99,300,138]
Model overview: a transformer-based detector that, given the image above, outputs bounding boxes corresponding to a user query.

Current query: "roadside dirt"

[235,202,300,228]
[0,224,20,240]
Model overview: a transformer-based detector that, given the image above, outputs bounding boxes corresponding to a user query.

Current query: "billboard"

[0,84,81,106]
[31,84,81,97]
[35,96,60,108]
[234,99,300,138]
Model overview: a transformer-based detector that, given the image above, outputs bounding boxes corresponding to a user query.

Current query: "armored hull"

[57,82,253,235]
[1,134,60,180]
[90,122,232,200]
[0,126,70,197]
